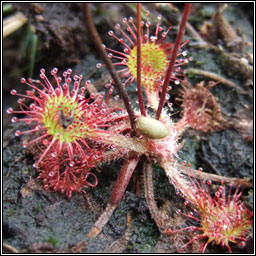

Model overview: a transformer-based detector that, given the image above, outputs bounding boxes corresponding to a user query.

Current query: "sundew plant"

[6,3,252,253]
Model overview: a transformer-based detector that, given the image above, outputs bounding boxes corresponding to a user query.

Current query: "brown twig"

[83,3,137,131]
[136,3,146,116]
[3,12,27,38]
[213,4,242,52]
[87,155,140,238]
[3,243,19,253]
[156,3,192,119]
[185,68,248,94]
[87,202,117,238]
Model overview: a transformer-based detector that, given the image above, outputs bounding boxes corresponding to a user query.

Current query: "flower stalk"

[156,3,191,119]
[83,3,137,131]
[136,3,146,116]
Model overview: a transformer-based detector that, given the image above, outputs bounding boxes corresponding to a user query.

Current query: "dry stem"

[3,12,27,38]
[3,243,19,253]
[87,155,140,238]
[186,68,247,94]
[83,3,137,131]
[87,202,117,238]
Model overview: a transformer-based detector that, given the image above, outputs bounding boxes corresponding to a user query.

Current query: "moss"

[46,236,59,247]
[188,16,204,27]
[215,53,239,79]
[32,203,41,214]
[200,5,216,18]
[188,49,221,74]
[131,218,159,253]
[8,208,14,216]
[245,189,253,208]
